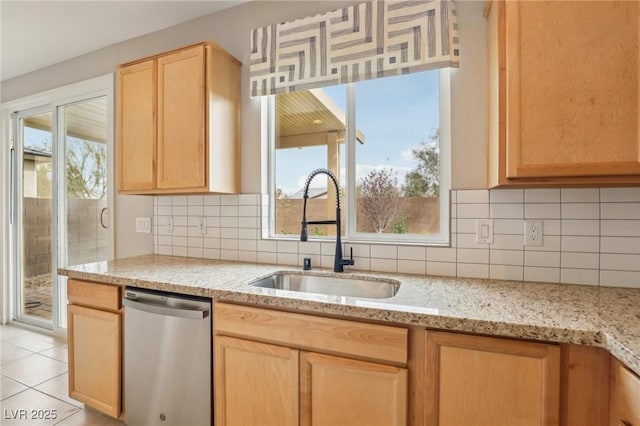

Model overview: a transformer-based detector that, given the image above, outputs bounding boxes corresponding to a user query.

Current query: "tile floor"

[1,323,122,425]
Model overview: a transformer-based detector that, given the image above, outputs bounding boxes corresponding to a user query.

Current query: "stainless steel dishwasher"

[123,287,211,426]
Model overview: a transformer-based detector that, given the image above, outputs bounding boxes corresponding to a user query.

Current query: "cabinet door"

[157,45,206,190]
[214,336,299,426]
[505,0,640,179]
[68,304,121,418]
[300,351,407,426]
[425,331,560,426]
[116,59,156,191]
[610,357,640,426]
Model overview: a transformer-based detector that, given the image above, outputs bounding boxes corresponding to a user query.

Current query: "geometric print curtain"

[250,0,459,97]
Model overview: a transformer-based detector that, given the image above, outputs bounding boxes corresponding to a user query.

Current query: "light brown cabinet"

[487,0,640,186]
[213,302,408,426]
[610,356,640,426]
[423,330,561,426]
[67,279,122,418]
[116,41,241,194]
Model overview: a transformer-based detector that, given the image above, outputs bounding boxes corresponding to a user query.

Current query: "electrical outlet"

[476,219,493,244]
[135,217,152,233]
[525,220,543,246]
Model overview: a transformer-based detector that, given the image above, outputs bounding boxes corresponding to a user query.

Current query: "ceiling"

[1,0,249,81]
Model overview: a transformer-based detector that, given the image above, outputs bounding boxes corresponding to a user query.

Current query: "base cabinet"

[610,357,640,426]
[424,331,561,426]
[67,279,122,418]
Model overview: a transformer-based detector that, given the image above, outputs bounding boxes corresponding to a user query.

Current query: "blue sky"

[275,70,440,194]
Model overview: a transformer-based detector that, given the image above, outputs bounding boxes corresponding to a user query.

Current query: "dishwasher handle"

[123,297,209,320]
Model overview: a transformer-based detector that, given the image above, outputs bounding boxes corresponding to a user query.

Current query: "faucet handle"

[349,247,353,260]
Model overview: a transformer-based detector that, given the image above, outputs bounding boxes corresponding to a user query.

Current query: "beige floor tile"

[1,388,79,426]
[40,345,69,363]
[2,353,68,387]
[4,331,66,353]
[53,407,123,426]
[1,375,29,400]
[34,373,82,408]
[2,341,34,364]
[0,324,32,341]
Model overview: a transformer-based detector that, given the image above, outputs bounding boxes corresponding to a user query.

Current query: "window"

[268,70,450,245]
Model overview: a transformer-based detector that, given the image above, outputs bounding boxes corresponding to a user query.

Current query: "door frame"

[0,74,115,330]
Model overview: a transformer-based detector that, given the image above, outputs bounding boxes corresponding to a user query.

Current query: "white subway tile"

[320,255,335,269]
[239,194,260,205]
[157,245,172,256]
[600,253,640,272]
[601,187,640,202]
[173,206,188,216]
[221,239,238,250]
[457,190,489,204]
[427,262,457,277]
[457,248,489,264]
[239,217,260,229]
[493,219,523,235]
[187,216,201,227]
[187,237,203,248]
[524,267,560,283]
[457,263,489,279]
[601,220,640,237]
[427,247,457,263]
[206,227,220,239]
[238,239,257,252]
[238,205,259,217]
[601,203,640,220]
[562,220,599,236]
[450,190,457,204]
[456,219,476,234]
[345,243,370,258]
[299,241,321,255]
[561,269,599,286]
[157,206,172,216]
[370,258,398,273]
[491,249,524,266]
[187,195,204,206]
[398,246,426,261]
[221,195,239,205]
[187,227,201,238]
[187,247,203,258]
[457,204,489,219]
[203,195,221,206]
[524,235,561,251]
[173,227,187,238]
[561,236,599,253]
[203,238,220,249]
[221,205,239,217]
[221,250,239,261]
[173,216,188,227]
[239,251,258,263]
[490,265,523,281]
[490,204,524,219]
[490,189,524,204]
[172,246,188,257]
[524,189,560,203]
[238,228,258,240]
[524,251,560,268]
[257,240,277,252]
[221,217,239,228]
[398,260,426,275]
[158,235,172,246]
[600,237,640,254]
[352,257,371,271]
[451,204,457,219]
[172,195,188,206]
[204,205,221,217]
[561,203,599,220]
[221,228,238,239]
[525,203,561,219]
[561,188,599,203]
[492,234,524,250]
[277,240,299,254]
[157,196,172,206]
[321,243,335,256]
[203,248,221,260]
[371,245,398,259]
[600,270,640,288]
[561,252,599,269]
[257,251,277,264]
[457,233,490,249]
[542,220,561,236]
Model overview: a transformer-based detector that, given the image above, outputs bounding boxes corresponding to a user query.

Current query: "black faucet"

[300,168,354,273]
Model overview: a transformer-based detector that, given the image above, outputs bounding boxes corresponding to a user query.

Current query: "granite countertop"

[59,254,640,376]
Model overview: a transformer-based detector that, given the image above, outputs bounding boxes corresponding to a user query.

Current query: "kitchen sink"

[248,273,399,299]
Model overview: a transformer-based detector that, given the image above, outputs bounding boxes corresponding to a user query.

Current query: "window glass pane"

[354,71,440,236]
[273,87,347,237]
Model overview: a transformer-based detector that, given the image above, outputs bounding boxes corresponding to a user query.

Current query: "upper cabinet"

[487,0,640,187]
[116,42,241,194]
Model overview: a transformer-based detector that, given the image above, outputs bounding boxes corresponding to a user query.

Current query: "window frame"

[266,69,451,246]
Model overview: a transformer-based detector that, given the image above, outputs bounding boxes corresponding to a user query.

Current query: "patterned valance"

[250,0,459,97]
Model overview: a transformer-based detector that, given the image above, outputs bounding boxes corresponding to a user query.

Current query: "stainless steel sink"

[248,273,399,299]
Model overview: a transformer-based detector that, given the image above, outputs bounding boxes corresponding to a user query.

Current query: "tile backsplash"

[154,188,640,288]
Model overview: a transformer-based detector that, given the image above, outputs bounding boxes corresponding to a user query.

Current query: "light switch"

[476,219,493,244]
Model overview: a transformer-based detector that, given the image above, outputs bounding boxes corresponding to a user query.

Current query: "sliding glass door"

[11,95,109,330]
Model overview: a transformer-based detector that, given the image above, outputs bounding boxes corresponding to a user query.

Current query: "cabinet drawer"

[610,357,640,426]
[68,279,121,311]
[214,303,408,365]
